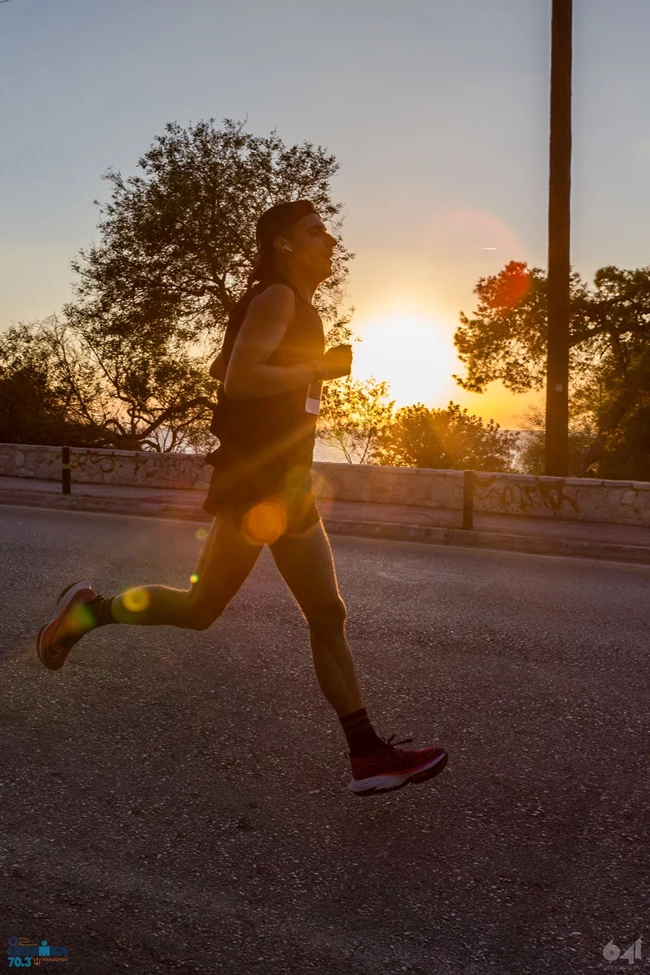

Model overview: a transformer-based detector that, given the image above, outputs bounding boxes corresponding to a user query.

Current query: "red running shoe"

[348,734,448,796]
[37,580,97,671]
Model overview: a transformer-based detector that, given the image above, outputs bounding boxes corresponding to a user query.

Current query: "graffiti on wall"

[475,475,579,518]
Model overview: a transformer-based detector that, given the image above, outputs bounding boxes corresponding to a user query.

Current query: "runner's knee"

[307,598,347,631]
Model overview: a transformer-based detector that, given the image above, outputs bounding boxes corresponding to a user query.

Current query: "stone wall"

[472,471,650,527]
[1,443,649,527]
[311,463,462,510]
[0,443,212,490]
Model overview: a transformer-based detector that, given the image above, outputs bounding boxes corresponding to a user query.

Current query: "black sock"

[339,708,384,758]
[84,597,116,628]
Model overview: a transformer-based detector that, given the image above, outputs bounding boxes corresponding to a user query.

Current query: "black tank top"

[207,275,325,505]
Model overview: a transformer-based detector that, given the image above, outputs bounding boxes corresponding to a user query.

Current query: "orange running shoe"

[37,580,97,671]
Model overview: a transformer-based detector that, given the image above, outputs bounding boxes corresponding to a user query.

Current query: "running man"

[36,200,448,797]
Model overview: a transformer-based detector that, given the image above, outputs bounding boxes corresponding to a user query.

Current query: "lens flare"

[285,465,309,499]
[74,604,95,630]
[427,207,527,265]
[122,587,150,613]
[195,527,208,541]
[311,471,330,498]
[242,501,287,545]
[488,261,531,308]
[190,574,199,584]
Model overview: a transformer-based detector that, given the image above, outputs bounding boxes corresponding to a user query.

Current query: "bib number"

[305,380,322,415]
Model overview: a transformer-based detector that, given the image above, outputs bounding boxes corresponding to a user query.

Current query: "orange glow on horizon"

[344,207,534,425]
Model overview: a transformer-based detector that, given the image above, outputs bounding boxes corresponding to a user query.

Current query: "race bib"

[305,379,322,415]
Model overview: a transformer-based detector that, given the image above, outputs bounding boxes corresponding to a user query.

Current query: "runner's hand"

[320,344,352,380]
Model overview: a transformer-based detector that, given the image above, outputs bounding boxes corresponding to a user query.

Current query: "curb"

[324,519,650,565]
[1,489,649,566]
[0,490,209,522]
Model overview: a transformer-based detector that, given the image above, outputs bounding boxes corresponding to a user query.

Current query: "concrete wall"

[0,443,212,491]
[1,442,649,527]
[473,472,650,527]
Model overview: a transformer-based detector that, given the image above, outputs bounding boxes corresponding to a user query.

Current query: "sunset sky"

[2,0,649,428]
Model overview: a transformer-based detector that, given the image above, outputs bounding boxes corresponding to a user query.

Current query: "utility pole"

[545,0,572,476]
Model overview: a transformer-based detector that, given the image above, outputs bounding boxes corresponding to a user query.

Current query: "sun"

[350,312,459,410]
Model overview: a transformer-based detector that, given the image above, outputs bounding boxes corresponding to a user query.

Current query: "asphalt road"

[1,505,648,975]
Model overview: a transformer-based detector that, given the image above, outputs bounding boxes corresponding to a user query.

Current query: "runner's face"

[280,214,337,280]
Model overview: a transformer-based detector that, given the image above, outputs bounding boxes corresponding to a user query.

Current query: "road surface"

[1,506,647,974]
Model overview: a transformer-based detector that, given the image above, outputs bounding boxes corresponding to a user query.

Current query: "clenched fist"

[320,344,352,381]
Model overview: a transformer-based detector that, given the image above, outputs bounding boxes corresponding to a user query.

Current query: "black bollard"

[62,446,71,495]
[462,469,474,530]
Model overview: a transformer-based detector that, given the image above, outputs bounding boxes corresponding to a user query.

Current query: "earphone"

[283,245,292,253]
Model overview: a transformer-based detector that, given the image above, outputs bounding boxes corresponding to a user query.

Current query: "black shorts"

[217,493,320,541]
[203,466,320,540]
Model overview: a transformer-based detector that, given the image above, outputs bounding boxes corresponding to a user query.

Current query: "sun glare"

[351,313,460,411]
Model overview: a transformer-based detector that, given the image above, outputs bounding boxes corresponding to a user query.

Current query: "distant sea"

[312,430,528,465]
[312,439,348,464]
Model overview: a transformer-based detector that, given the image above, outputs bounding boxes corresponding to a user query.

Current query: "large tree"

[454,261,650,478]
[65,117,354,351]
[4,118,355,451]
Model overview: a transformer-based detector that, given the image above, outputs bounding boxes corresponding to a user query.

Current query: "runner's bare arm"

[224,285,316,400]
[209,351,226,381]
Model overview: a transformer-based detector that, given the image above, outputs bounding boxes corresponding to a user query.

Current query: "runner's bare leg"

[269,520,364,716]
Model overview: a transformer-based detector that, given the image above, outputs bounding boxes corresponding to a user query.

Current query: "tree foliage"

[66,117,355,351]
[1,118,356,451]
[514,404,598,478]
[318,373,396,463]
[374,402,518,472]
[454,261,650,478]
[0,317,217,451]
[318,376,517,472]
[0,322,99,447]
